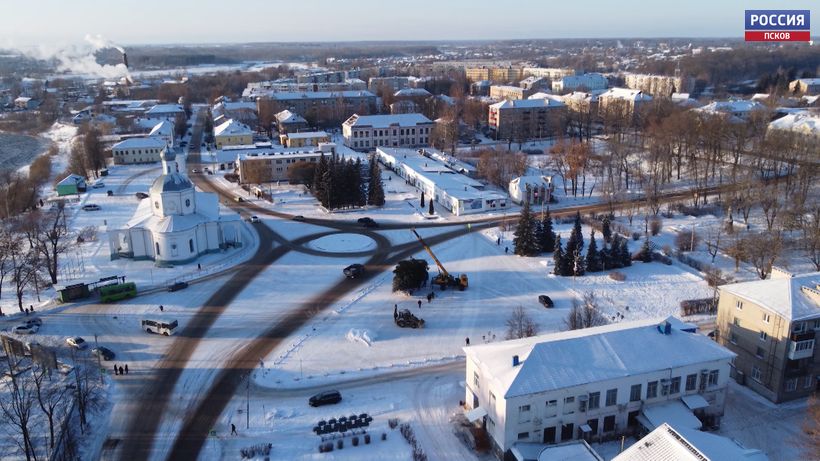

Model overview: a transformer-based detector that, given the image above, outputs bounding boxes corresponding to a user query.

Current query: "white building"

[144,103,185,121]
[464,318,735,455]
[694,100,766,122]
[109,149,242,265]
[508,175,553,205]
[377,147,508,216]
[111,137,168,164]
[552,73,608,94]
[148,120,175,148]
[342,113,434,151]
[768,111,820,139]
[613,422,768,461]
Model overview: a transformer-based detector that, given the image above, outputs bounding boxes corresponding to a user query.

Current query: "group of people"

[113,364,129,376]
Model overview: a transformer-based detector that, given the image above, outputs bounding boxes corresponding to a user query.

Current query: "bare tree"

[70,353,103,435]
[725,233,746,272]
[705,226,723,263]
[22,204,69,285]
[33,366,70,450]
[0,355,38,461]
[505,306,539,340]
[565,292,608,330]
[0,226,14,304]
[801,207,820,271]
[744,232,783,280]
[7,227,38,311]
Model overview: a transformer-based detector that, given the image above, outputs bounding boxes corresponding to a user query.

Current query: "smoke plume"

[8,34,130,80]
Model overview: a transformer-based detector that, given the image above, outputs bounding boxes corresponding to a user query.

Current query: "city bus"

[99,282,137,303]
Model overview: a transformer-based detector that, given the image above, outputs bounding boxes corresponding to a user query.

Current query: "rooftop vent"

[512,355,521,367]
[657,321,672,335]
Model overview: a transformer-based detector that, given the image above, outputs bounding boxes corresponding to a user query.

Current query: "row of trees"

[311,154,385,210]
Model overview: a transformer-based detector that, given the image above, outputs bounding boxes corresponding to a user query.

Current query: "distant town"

[0,27,818,461]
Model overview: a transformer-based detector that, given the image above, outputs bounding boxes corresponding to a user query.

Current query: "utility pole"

[246,372,250,430]
[94,334,103,384]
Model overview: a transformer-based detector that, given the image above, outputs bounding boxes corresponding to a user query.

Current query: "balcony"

[788,338,815,360]
[791,330,815,342]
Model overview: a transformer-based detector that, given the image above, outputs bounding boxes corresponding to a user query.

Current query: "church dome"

[150,172,193,194]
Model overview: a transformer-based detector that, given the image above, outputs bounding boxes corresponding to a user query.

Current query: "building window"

[155,242,160,256]
[734,317,741,327]
[473,372,479,388]
[647,381,658,399]
[804,375,814,389]
[670,377,681,394]
[154,201,160,209]
[489,391,496,408]
[603,415,616,432]
[588,392,600,410]
[517,432,529,441]
[708,370,719,387]
[756,347,766,359]
[518,405,531,423]
[730,332,738,344]
[763,313,771,324]
[793,322,806,334]
[185,199,191,208]
[759,331,768,341]
[813,319,820,330]
[785,378,798,392]
[735,300,743,310]
[189,239,194,253]
[794,339,815,352]
[630,384,642,402]
[605,389,618,406]
[563,396,575,415]
[751,366,762,382]
[685,374,697,392]
[545,400,557,418]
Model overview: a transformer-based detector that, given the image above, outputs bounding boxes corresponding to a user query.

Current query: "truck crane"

[411,228,468,291]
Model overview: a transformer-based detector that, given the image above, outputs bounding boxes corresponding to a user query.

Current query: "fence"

[680,298,717,317]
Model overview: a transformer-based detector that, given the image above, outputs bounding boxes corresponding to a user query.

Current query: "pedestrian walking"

[118,366,124,375]
[393,305,398,320]
[29,305,34,312]
[497,237,501,246]
[124,364,129,375]
[231,423,237,436]
[505,246,509,254]
[114,364,118,376]
[197,263,201,271]
[159,305,164,312]
[417,300,422,309]
[426,293,432,303]
[24,308,29,315]
[465,337,470,346]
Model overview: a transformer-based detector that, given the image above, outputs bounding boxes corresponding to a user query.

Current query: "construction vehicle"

[410,229,468,291]
[395,309,425,329]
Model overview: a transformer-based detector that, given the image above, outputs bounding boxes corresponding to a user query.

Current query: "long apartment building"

[488,97,567,140]
[464,318,735,456]
[256,91,377,118]
[490,85,535,101]
[234,144,334,184]
[716,270,820,403]
[552,73,609,94]
[342,113,434,151]
[623,73,694,97]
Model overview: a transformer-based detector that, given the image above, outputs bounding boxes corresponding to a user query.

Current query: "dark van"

[309,390,342,407]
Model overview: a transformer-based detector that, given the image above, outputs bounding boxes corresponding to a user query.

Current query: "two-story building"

[214,119,254,149]
[342,113,434,151]
[464,318,735,457]
[111,137,168,164]
[716,270,820,403]
[280,131,330,148]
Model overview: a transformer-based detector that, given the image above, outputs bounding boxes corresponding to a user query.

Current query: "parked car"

[66,336,88,350]
[82,204,101,211]
[538,295,554,308]
[358,217,379,228]
[92,182,105,189]
[292,215,305,221]
[309,390,342,407]
[190,168,200,174]
[24,317,42,327]
[12,324,39,335]
[167,281,189,292]
[91,346,115,361]
[135,192,149,200]
[343,264,365,278]
[250,215,260,223]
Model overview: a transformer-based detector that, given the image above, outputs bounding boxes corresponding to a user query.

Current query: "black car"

[91,346,115,361]
[167,281,189,292]
[292,215,306,221]
[358,217,379,228]
[343,264,365,278]
[538,295,554,308]
[309,390,342,407]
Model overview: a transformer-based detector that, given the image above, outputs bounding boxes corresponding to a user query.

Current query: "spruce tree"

[619,237,632,267]
[420,191,425,208]
[539,208,556,253]
[553,235,565,276]
[565,211,584,258]
[638,236,653,263]
[513,200,540,256]
[428,198,434,215]
[586,229,601,272]
[354,158,366,207]
[367,156,385,206]
[313,153,328,205]
[602,215,612,243]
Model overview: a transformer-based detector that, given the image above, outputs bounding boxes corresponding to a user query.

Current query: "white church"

[109,149,243,265]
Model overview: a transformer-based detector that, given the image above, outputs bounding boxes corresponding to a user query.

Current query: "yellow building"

[214,119,254,149]
[715,269,820,402]
[280,131,330,148]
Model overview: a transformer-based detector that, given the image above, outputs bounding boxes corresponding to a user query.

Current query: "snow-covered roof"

[695,100,764,115]
[112,137,167,150]
[150,172,193,194]
[564,91,602,103]
[768,112,820,137]
[512,441,603,461]
[490,97,565,109]
[464,317,735,399]
[149,120,174,138]
[394,88,431,97]
[344,113,433,128]
[640,400,703,431]
[145,104,184,115]
[719,271,820,322]
[599,87,653,102]
[57,174,86,186]
[286,131,328,139]
[614,423,769,461]
[794,78,820,85]
[267,90,375,100]
[275,110,306,124]
[527,91,555,99]
[214,119,253,137]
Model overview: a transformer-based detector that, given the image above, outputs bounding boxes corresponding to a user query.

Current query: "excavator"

[411,228,468,291]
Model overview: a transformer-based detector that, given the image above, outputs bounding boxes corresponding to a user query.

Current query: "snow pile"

[346,328,376,346]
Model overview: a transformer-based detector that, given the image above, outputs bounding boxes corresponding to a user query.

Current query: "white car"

[250,216,260,223]
[92,182,105,189]
[66,336,88,350]
[13,324,39,335]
